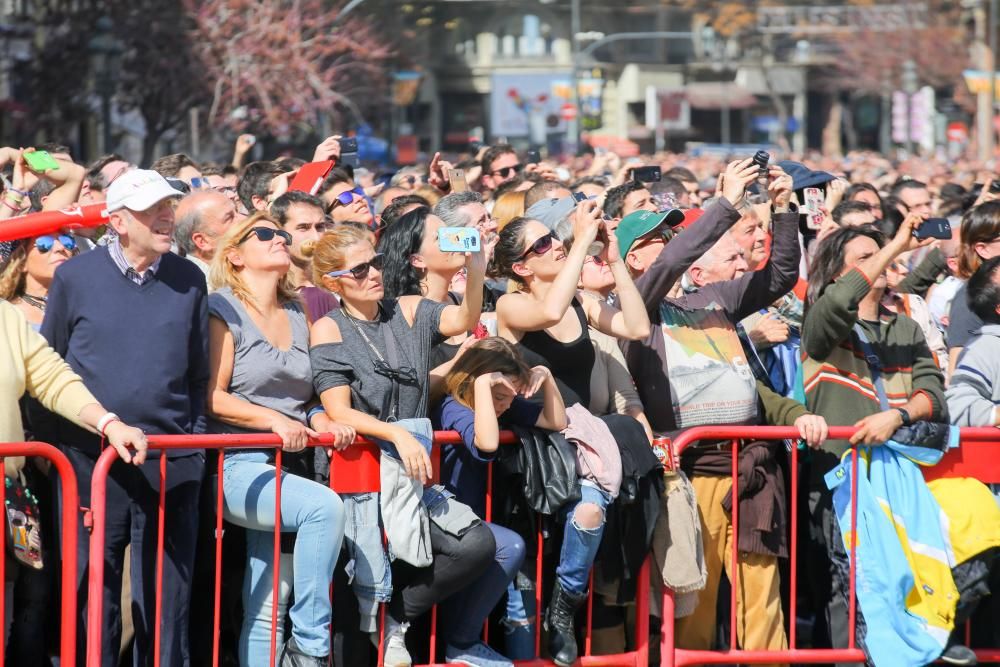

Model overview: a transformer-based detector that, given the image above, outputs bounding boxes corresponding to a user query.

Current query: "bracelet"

[96,412,121,436]
[8,187,28,197]
[1,198,21,212]
[5,191,23,202]
[307,405,326,422]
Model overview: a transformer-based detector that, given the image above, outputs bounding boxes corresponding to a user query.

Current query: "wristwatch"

[894,407,911,426]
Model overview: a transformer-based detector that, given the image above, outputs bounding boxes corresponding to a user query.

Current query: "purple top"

[298,285,339,323]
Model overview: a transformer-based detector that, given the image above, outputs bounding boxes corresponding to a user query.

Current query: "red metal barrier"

[660,425,1000,667]
[84,432,651,667]
[0,442,80,667]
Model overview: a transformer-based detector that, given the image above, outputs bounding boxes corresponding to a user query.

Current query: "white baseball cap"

[105,169,182,213]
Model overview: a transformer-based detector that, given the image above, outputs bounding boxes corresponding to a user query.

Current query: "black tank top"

[515,298,595,407]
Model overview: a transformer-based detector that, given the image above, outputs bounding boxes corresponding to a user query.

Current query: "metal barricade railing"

[0,441,80,667]
[84,432,651,667]
[660,425,1000,667]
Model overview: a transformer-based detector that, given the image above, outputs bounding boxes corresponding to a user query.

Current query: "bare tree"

[187,0,393,138]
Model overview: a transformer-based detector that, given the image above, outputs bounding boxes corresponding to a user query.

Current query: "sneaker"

[445,641,514,667]
[940,643,978,666]
[278,636,328,667]
[383,622,412,667]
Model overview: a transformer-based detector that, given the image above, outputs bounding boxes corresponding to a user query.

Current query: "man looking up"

[41,169,209,666]
[270,190,339,321]
[174,190,239,280]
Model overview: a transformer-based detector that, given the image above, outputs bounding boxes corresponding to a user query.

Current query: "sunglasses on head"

[329,187,365,211]
[189,177,212,190]
[518,232,556,261]
[492,164,523,179]
[238,226,292,246]
[326,253,385,280]
[35,234,76,253]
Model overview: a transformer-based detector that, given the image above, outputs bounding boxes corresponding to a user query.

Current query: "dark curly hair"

[488,216,533,285]
[376,206,431,299]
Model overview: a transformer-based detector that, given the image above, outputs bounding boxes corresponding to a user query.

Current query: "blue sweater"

[41,247,209,457]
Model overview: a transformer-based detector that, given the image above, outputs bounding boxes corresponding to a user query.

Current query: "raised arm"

[438,233,486,336]
[497,201,603,335]
[583,222,651,340]
[633,158,757,311]
[802,214,926,360]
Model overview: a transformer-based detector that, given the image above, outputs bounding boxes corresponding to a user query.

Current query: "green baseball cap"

[614,209,684,255]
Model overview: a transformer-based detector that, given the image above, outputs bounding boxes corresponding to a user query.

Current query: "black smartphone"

[913,217,952,240]
[339,137,359,168]
[632,166,661,183]
[526,149,541,164]
[990,179,1000,194]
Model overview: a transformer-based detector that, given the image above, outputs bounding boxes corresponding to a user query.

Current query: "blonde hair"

[310,224,375,288]
[493,190,527,231]
[0,243,27,300]
[209,211,300,307]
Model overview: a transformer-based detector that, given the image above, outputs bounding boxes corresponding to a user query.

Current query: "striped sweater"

[801,269,946,482]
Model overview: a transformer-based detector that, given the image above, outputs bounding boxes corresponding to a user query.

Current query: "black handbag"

[499,425,581,515]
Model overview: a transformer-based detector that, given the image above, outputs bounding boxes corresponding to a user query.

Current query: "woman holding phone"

[310,225,515,667]
[488,199,651,666]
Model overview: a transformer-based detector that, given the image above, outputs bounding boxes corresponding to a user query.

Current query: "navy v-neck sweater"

[41,247,209,457]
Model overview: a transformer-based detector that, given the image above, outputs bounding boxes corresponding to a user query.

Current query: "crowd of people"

[1,133,999,667]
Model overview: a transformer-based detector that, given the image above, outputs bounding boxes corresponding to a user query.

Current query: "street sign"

[560,103,577,121]
[947,122,968,144]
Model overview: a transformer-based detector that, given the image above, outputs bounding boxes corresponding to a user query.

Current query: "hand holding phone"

[912,217,951,241]
[448,169,468,193]
[438,226,481,252]
[23,150,60,173]
[631,166,661,183]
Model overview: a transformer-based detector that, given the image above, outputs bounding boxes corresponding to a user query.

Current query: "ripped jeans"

[557,481,612,594]
[505,481,610,659]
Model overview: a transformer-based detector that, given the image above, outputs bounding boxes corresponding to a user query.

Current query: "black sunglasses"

[238,226,292,246]
[326,253,385,280]
[518,232,556,261]
[492,164,524,178]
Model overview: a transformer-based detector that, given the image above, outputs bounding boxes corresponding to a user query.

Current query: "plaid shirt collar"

[109,237,161,285]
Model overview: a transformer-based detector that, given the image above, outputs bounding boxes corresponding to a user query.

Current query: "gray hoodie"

[945,324,1000,426]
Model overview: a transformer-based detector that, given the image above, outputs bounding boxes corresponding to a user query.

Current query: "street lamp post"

[901,59,918,155]
[87,17,123,156]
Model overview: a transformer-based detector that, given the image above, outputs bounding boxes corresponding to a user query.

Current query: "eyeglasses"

[491,164,523,179]
[328,187,365,211]
[518,232,557,261]
[584,254,606,266]
[326,253,385,280]
[189,177,212,190]
[34,234,76,253]
[238,226,292,246]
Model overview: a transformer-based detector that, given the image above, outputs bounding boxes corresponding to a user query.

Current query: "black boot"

[279,636,328,667]
[544,580,588,667]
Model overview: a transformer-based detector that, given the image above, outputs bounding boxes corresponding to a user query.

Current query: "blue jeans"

[342,491,392,633]
[441,522,525,648]
[221,452,346,666]
[557,482,611,595]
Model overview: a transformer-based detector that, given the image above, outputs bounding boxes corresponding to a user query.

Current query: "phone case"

[802,187,823,215]
[24,151,60,172]
[438,227,481,252]
[289,161,334,195]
